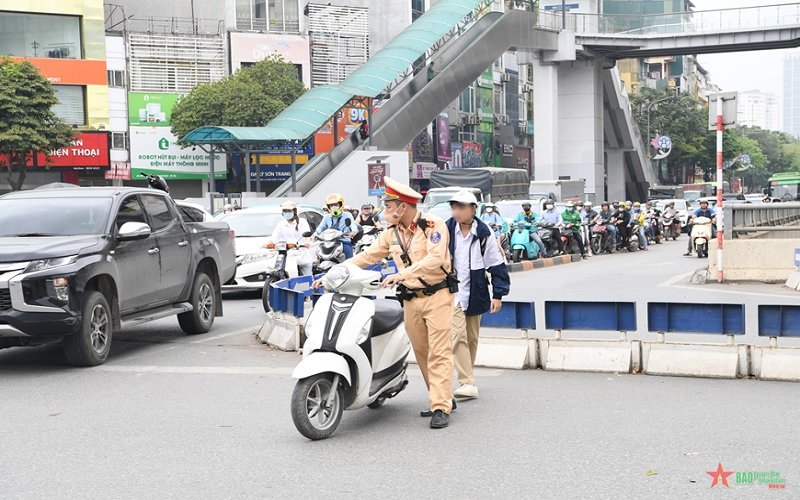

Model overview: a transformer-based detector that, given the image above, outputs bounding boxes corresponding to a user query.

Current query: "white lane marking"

[94,365,295,375]
[667,284,799,300]
[657,271,694,287]
[188,326,263,344]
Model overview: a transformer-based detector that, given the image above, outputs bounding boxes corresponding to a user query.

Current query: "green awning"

[182,0,483,146]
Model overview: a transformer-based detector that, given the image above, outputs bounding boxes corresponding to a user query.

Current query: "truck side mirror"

[118,221,151,241]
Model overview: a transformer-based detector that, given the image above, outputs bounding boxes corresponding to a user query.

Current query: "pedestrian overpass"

[181,1,800,204]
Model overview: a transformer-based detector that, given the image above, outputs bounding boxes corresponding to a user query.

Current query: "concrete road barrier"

[641,342,748,379]
[541,339,635,373]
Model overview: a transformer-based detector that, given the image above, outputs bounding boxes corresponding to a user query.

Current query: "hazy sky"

[692,0,799,99]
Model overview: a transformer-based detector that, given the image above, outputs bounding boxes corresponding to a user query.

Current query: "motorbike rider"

[266,201,312,275]
[561,201,587,259]
[480,202,505,254]
[614,202,631,249]
[314,193,357,259]
[684,198,716,257]
[513,201,547,259]
[645,201,662,244]
[596,202,617,253]
[540,200,565,255]
[631,202,649,251]
[580,201,600,257]
[356,203,382,230]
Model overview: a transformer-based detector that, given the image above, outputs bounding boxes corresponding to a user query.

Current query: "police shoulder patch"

[430,231,441,244]
[426,220,436,228]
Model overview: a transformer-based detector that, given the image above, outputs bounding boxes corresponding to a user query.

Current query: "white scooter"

[691,216,714,258]
[355,225,380,254]
[290,263,410,440]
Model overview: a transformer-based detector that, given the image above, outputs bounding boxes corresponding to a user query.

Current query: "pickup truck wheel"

[62,291,112,367]
[178,272,215,334]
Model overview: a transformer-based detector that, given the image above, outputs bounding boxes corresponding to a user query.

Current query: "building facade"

[0,0,111,190]
[784,54,800,139]
[738,90,780,131]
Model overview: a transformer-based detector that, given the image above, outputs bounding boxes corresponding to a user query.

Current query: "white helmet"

[280,201,297,210]
[448,190,478,206]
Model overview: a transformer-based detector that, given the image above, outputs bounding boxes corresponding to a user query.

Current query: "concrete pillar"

[606,149,626,202]
[533,60,559,182]
[557,58,604,200]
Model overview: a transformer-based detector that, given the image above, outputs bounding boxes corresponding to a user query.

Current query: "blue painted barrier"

[268,261,400,318]
[545,301,636,331]
[758,305,800,337]
[480,301,536,329]
[647,302,745,335]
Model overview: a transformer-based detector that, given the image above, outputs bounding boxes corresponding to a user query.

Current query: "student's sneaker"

[453,384,479,399]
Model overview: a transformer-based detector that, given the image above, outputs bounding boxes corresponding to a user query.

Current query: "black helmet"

[601,201,609,207]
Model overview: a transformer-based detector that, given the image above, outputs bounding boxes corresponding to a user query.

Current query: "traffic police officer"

[347,177,456,429]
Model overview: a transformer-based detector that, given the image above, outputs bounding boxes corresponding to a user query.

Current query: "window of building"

[0,11,82,59]
[412,0,425,22]
[107,70,125,87]
[459,85,475,114]
[459,125,475,143]
[111,132,128,150]
[236,0,299,32]
[51,85,85,126]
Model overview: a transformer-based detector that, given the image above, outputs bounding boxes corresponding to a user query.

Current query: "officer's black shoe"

[430,410,449,429]
[420,399,456,417]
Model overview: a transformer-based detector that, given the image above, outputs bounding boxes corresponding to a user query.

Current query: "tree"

[0,57,75,190]
[170,54,306,142]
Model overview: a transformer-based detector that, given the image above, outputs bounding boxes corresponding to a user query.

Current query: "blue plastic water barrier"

[480,301,536,329]
[545,301,637,331]
[758,305,800,337]
[647,302,745,334]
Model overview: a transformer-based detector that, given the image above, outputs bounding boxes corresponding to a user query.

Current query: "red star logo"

[707,462,734,488]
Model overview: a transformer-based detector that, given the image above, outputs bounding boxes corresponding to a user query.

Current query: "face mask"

[545,205,553,211]
[567,207,574,212]
[523,208,531,213]
[283,211,294,220]
[486,208,493,213]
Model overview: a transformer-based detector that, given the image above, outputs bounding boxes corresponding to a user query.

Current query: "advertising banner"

[130,128,225,179]
[412,128,435,163]
[368,163,387,196]
[229,33,311,84]
[1,131,111,171]
[313,100,369,154]
[450,143,463,168]
[412,162,436,179]
[105,162,131,180]
[435,115,452,162]
[462,142,482,169]
[128,93,181,127]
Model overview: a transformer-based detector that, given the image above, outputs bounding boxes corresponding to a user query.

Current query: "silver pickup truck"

[0,187,236,366]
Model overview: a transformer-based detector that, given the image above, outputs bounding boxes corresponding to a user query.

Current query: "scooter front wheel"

[291,373,344,440]
[261,277,275,313]
[512,248,523,263]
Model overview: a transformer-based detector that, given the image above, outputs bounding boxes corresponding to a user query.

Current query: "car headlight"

[25,256,77,274]
[324,266,350,289]
[355,318,373,345]
[241,251,275,265]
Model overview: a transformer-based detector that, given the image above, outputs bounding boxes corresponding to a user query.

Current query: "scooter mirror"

[302,231,313,238]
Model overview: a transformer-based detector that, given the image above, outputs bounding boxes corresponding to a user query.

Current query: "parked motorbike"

[140,172,169,194]
[291,263,410,440]
[510,221,539,262]
[691,216,713,258]
[261,233,313,313]
[590,224,615,254]
[537,222,560,257]
[314,228,347,274]
[560,223,581,255]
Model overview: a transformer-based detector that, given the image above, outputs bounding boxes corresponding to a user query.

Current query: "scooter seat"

[372,299,404,337]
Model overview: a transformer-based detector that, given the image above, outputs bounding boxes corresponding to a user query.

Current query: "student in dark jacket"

[446,190,510,399]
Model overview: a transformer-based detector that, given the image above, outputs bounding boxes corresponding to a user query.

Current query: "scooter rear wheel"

[512,248,523,263]
[291,373,344,440]
[261,277,275,313]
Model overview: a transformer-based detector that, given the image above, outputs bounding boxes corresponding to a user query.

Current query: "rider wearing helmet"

[315,193,357,258]
[513,201,546,259]
[356,203,382,230]
[266,201,312,275]
[614,200,631,249]
[580,201,599,257]
[596,201,617,252]
[684,198,716,256]
[480,202,506,255]
[222,204,233,215]
[540,200,565,255]
[561,201,587,259]
[631,202,649,250]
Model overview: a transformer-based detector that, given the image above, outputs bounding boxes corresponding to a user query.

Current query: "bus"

[682,182,729,202]
[768,172,800,202]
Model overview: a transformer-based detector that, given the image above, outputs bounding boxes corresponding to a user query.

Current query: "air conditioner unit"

[500,73,511,83]
[523,84,533,93]
[460,115,470,126]
[468,115,480,125]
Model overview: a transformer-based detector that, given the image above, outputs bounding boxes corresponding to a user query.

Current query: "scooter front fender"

[292,352,352,386]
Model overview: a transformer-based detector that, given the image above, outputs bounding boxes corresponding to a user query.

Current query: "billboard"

[450,143,463,168]
[368,163,387,196]
[412,128,435,163]
[230,33,311,85]
[314,101,370,154]
[463,142,482,168]
[128,92,225,179]
[0,131,111,171]
[128,93,181,127]
[435,115,452,162]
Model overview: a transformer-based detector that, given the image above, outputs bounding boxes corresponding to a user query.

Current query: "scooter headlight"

[324,266,350,290]
[355,318,373,345]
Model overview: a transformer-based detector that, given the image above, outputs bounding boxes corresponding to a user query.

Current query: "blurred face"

[545,203,554,211]
[362,207,372,215]
[522,204,531,212]
[700,202,709,208]
[669,203,675,208]
[451,202,476,224]
[383,200,406,221]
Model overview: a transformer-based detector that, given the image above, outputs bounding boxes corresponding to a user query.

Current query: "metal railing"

[723,202,800,239]
[568,2,800,35]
